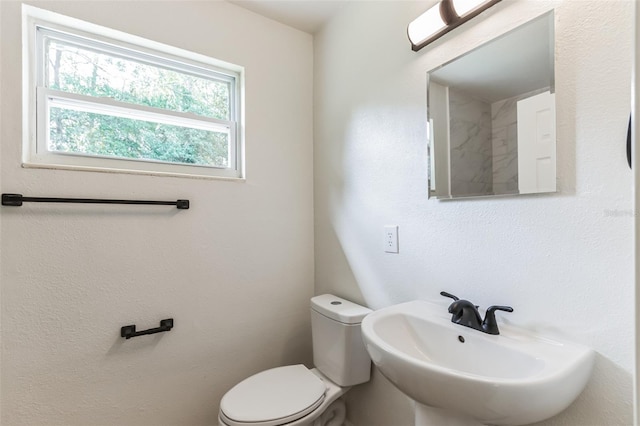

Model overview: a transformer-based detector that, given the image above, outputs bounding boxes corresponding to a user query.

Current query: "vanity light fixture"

[408,0,501,51]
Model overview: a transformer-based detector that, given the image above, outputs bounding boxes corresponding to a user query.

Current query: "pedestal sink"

[361,300,595,426]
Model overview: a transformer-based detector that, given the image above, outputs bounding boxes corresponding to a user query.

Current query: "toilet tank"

[311,294,372,387]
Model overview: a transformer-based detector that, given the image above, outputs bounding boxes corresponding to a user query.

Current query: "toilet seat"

[219,365,326,426]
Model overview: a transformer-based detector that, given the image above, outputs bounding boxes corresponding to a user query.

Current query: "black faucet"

[440,291,513,335]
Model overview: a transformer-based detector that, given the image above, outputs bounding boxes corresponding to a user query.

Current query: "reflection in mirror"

[427,12,555,199]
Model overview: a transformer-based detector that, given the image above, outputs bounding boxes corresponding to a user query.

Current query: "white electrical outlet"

[384,225,399,253]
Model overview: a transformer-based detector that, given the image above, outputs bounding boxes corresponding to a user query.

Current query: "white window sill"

[22,162,246,182]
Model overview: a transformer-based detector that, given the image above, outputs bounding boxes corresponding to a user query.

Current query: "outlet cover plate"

[384,225,399,253]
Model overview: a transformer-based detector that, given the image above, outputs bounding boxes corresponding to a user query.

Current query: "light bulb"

[451,0,490,17]
[407,4,447,46]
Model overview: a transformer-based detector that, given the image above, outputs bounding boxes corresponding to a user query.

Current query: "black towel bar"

[121,319,174,339]
[1,193,189,209]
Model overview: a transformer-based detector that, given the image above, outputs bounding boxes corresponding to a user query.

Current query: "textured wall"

[0,1,314,425]
[314,0,634,425]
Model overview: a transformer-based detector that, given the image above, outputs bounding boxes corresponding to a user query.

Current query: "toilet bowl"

[218,295,372,426]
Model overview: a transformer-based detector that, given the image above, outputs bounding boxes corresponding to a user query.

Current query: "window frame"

[23,5,245,179]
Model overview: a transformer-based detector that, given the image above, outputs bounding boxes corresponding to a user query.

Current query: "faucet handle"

[482,305,514,335]
[440,291,459,301]
[486,305,514,314]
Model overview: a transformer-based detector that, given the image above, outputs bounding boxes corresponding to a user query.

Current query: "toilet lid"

[220,365,326,426]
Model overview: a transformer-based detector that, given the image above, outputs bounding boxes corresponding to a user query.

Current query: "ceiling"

[228,0,346,34]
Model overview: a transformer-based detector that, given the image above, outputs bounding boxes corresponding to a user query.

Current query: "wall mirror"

[427,12,555,199]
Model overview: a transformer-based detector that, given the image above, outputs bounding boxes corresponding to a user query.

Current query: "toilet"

[218,294,372,426]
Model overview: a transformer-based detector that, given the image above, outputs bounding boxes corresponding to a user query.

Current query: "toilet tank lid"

[311,294,372,324]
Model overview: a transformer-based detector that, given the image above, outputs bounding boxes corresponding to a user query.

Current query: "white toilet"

[218,294,372,426]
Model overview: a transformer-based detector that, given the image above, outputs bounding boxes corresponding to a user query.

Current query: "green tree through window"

[45,35,233,168]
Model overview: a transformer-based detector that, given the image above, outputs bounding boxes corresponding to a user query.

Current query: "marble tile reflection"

[449,88,493,197]
[491,97,519,194]
[445,87,550,197]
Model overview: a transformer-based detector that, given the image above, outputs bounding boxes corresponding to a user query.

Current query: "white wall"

[314,1,634,425]
[0,1,314,425]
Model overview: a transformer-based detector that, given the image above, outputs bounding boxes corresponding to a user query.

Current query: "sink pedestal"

[415,404,484,426]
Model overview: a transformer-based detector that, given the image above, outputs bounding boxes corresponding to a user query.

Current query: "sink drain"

[458,335,465,343]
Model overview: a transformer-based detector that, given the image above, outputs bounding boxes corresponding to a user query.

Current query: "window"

[23,6,244,179]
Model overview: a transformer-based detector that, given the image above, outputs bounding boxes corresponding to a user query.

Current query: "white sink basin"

[361,300,595,425]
